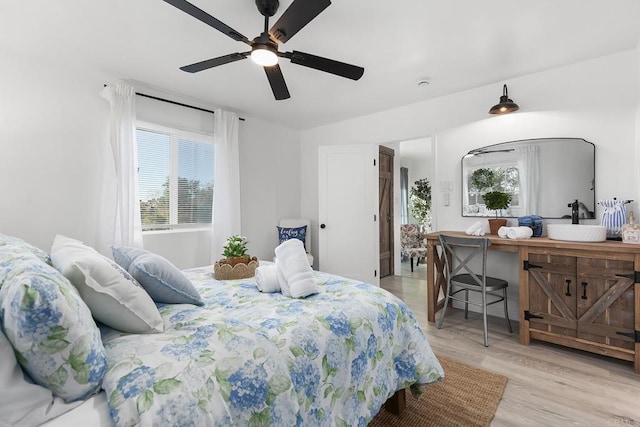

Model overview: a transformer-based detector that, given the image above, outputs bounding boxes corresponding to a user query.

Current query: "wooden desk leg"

[518,246,530,345]
[634,282,640,374]
[427,240,436,322]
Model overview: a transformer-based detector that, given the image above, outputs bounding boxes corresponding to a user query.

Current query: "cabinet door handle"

[565,279,572,297]
[581,282,588,300]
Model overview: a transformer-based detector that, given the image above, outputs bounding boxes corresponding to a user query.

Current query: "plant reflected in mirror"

[462,138,595,219]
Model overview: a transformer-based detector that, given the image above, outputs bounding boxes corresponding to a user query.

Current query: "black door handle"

[320,224,326,229]
[581,282,588,300]
[565,279,572,297]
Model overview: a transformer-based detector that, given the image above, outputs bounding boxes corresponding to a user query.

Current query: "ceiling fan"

[163,0,365,100]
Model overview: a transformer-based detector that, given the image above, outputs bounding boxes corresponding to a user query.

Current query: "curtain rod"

[103,84,245,121]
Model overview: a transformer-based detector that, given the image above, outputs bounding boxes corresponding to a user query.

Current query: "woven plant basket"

[214,256,258,280]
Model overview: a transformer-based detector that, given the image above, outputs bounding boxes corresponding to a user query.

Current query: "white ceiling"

[2,0,640,130]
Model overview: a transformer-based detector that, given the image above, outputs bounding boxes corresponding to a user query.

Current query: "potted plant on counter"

[214,235,258,279]
[483,191,512,234]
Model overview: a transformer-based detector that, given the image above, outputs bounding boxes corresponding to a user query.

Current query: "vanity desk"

[425,231,640,373]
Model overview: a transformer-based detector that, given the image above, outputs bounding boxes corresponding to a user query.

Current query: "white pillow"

[50,235,163,334]
[0,330,82,427]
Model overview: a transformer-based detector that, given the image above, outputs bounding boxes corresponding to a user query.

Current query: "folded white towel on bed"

[465,221,485,236]
[255,265,280,293]
[274,259,290,297]
[498,226,533,239]
[274,239,318,299]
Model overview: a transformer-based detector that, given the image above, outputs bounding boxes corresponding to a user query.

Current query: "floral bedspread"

[100,267,444,426]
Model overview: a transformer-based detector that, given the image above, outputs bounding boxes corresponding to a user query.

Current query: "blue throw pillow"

[111,246,203,306]
[0,254,107,402]
[277,226,307,250]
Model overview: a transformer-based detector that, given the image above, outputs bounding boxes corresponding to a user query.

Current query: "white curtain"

[211,109,241,263]
[517,145,539,215]
[98,83,143,254]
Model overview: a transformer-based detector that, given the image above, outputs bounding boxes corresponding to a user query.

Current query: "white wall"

[301,49,639,319]
[0,47,301,268]
[0,47,109,252]
[238,117,301,262]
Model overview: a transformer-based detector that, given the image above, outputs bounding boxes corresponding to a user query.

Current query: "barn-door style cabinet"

[523,249,639,369]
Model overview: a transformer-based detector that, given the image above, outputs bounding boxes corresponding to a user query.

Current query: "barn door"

[379,146,394,278]
[526,253,578,337]
[576,258,636,351]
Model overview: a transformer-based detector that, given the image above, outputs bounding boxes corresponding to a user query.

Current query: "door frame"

[389,136,435,276]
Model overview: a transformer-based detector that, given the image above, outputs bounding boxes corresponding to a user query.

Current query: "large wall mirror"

[461,138,595,219]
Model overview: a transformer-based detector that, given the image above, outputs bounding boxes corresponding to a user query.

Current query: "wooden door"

[318,144,379,286]
[379,146,394,278]
[527,252,578,337]
[576,257,636,352]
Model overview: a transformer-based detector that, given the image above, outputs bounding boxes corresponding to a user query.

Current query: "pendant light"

[489,84,519,114]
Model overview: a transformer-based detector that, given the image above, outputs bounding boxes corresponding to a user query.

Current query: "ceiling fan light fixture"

[251,45,278,66]
[489,84,519,114]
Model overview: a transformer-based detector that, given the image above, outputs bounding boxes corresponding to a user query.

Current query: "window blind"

[136,126,214,230]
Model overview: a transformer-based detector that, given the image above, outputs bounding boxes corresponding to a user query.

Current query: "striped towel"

[599,198,626,238]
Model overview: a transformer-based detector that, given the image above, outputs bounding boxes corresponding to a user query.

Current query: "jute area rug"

[369,355,508,427]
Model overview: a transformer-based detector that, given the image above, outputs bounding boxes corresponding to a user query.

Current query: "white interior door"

[318,144,379,286]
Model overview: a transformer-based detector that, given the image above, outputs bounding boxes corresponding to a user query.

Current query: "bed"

[0,233,444,426]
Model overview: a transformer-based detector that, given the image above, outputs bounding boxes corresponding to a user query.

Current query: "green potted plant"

[483,191,512,234]
[221,235,250,266]
[409,178,432,232]
[215,235,258,279]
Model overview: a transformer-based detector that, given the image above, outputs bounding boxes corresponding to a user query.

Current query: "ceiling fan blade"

[264,65,290,100]
[163,0,251,45]
[286,50,364,80]
[269,0,331,43]
[180,52,249,73]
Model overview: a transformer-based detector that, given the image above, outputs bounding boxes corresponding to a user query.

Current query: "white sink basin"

[547,224,607,242]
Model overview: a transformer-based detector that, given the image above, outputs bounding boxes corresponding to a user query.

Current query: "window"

[136,123,214,231]
[464,164,520,216]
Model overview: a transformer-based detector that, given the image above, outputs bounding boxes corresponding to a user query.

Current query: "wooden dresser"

[425,231,640,373]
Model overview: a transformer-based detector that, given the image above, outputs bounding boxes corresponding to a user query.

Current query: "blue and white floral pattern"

[100,267,444,426]
[0,254,107,402]
[0,233,51,266]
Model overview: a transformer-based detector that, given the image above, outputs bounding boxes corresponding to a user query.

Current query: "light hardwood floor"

[382,262,640,427]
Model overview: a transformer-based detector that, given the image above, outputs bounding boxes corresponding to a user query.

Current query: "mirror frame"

[461,137,595,219]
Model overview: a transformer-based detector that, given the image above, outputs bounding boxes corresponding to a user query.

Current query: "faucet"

[568,199,579,224]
